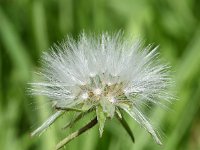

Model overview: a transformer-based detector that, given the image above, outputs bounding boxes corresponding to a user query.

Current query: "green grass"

[1,0,200,150]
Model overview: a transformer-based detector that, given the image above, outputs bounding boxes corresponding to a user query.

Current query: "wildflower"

[30,32,172,149]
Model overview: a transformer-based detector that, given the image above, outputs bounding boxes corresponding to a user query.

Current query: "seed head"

[30,32,172,146]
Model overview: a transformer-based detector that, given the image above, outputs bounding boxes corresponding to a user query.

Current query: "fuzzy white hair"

[30,32,172,145]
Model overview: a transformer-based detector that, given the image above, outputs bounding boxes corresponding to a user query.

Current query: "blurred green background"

[1,0,200,150]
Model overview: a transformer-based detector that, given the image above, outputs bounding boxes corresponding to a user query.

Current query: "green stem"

[55,106,84,112]
[56,117,98,150]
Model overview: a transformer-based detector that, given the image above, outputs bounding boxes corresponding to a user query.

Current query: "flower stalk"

[56,117,98,150]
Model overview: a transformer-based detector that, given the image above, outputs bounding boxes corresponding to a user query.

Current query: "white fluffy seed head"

[30,32,173,145]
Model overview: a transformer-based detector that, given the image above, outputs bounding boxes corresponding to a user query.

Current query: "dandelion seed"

[93,88,102,96]
[30,32,172,149]
[109,97,117,103]
[81,92,89,100]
